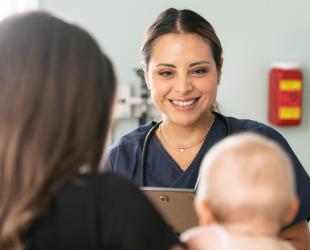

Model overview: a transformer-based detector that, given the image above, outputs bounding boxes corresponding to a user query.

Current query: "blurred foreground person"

[0,11,181,250]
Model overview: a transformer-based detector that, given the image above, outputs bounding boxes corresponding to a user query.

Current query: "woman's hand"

[280,220,310,250]
[170,244,187,250]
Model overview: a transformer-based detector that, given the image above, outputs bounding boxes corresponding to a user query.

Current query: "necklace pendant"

[180,148,185,152]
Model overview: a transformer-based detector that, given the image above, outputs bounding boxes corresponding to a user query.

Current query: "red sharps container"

[268,63,303,126]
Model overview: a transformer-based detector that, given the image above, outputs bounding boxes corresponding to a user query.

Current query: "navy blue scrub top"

[105,115,310,225]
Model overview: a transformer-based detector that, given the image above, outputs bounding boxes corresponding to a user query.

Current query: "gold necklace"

[159,116,215,152]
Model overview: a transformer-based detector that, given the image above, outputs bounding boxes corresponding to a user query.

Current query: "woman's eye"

[159,71,174,77]
[191,68,207,76]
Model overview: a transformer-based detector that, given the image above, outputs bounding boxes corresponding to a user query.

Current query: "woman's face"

[145,33,220,127]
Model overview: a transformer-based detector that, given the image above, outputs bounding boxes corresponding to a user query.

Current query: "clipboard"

[141,187,199,233]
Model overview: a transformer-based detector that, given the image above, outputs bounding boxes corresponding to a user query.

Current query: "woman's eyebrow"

[189,60,210,67]
[156,61,210,68]
[156,63,176,68]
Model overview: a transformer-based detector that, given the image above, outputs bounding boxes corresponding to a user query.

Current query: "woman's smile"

[168,97,200,111]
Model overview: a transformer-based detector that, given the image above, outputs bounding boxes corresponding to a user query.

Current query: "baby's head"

[195,133,299,232]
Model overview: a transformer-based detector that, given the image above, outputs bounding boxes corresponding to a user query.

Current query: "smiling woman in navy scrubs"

[106,8,310,249]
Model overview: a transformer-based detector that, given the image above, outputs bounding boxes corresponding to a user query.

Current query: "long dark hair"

[141,8,223,111]
[0,11,116,250]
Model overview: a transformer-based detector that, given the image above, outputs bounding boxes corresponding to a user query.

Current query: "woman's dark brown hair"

[142,8,222,71]
[141,8,223,111]
[0,11,116,250]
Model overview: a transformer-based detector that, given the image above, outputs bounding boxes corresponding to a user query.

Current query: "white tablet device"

[141,187,199,234]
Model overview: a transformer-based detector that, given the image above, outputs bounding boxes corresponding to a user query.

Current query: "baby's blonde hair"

[196,133,296,225]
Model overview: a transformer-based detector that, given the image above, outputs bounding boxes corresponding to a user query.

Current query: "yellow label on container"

[279,107,301,120]
[280,80,302,91]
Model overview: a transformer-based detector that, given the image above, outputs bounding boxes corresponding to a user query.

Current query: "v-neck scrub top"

[105,115,310,225]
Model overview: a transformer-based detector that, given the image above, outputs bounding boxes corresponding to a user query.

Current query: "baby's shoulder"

[231,234,294,250]
[180,225,227,250]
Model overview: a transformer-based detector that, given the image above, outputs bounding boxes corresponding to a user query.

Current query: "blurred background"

[1,0,309,174]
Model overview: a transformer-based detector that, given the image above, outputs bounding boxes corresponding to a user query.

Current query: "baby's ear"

[195,200,216,225]
[283,197,299,226]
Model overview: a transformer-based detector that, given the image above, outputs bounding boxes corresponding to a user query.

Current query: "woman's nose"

[175,74,193,94]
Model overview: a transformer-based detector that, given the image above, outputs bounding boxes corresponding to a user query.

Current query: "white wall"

[40,0,310,174]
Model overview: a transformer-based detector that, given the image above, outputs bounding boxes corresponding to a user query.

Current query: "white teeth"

[172,99,196,106]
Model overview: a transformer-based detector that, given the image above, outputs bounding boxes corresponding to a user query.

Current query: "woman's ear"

[195,199,216,225]
[140,63,150,89]
[217,57,224,84]
[283,197,299,226]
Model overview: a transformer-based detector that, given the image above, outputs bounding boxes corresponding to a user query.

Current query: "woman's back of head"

[0,11,116,250]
